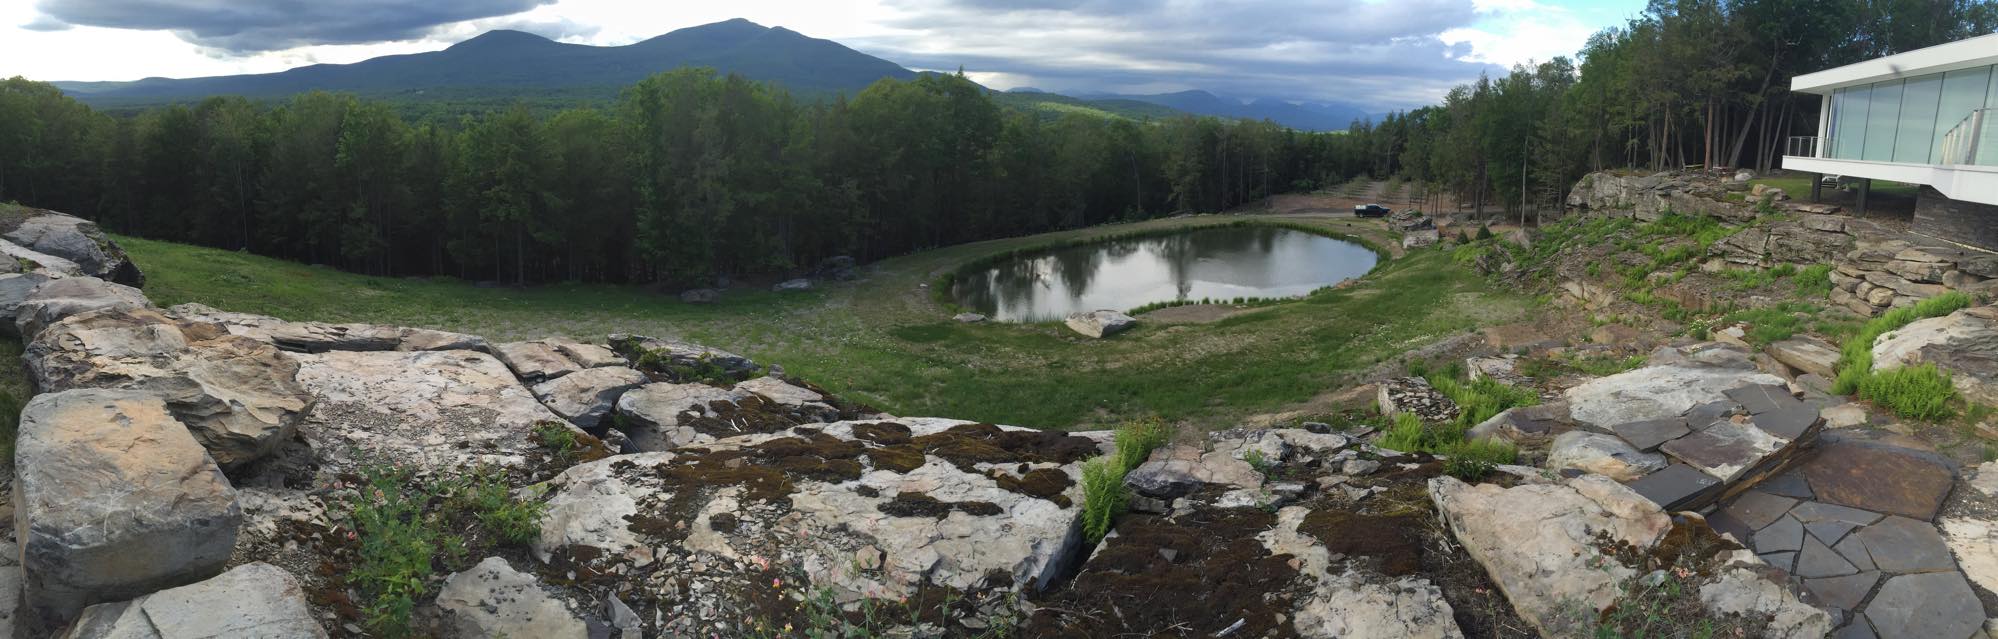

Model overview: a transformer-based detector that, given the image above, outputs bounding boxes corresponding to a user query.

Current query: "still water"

[951,226,1378,322]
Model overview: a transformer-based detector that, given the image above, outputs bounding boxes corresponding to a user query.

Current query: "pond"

[950,225,1379,322]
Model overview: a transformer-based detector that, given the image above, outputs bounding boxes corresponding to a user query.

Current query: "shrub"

[1441,439,1517,481]
[1079,457,1127,543]
[346,466,459,638]
[1832,292,1973,395]
[445,471,547,546]
[1112,417,1171,471]
[1377,412,1427,452]
[1427,374,1538,430]
[1476,226,1494,240]
[1860,364,1956,420]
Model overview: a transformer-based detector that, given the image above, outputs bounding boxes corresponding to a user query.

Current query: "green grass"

[1722,302,1820,348]
[1794,264,1834,298]
[0,337,25,461]
[1859,364,1956,421]
[120,212,1522,431]
[1830,292,1974,420]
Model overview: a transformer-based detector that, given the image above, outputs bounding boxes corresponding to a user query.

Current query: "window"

[1862,79,1903,162]
[1936,67,1991,163]
[1895,73,1942,163]
[1832,85,1870,160]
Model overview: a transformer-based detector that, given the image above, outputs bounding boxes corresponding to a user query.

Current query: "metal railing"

[1939,109,1990,166]
[1785,136,1822,158]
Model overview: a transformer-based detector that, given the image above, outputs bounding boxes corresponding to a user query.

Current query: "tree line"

[0,71,1383,286]
[1337,0,1997,221]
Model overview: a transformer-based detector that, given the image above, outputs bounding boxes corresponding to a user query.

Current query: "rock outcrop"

[1872,305,1998,405]
[60,563,325,639]
[16,389,240,626]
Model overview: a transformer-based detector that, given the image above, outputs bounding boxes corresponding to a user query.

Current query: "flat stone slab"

[1725,383,1804,415]
[1660,420,1786,482]
[1726,491,1800,530]
[1794,534,1858,578]
[1853,516,1957,574]
[1805,571,1878,611]
[1754,404,1821,440]
[1756,515,1805,554]
[1625,464,1721,511]
[1612,417,1689,451]
[1759,471,1815,499]
[1834,534,1876,572]
[1802,438,1955,521]
[1864,572,1982,639]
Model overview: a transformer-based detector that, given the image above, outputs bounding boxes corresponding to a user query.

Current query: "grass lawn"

[120,212,1527,430]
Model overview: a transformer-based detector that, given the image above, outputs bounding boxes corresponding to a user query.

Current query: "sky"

[0,0,1646,109]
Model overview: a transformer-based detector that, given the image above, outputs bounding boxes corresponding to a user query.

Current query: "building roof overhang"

[1792,33,1998,95]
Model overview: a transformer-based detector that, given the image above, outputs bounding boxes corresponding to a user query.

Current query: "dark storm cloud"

[861,0,1501,109]
[30,0,556,51]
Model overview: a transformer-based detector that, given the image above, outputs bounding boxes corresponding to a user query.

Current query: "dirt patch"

[1298,510,1425,576]
[877,492,1004,518]
[910,423,1100,471]
[1024,505,1302,638]
[993,467,1075,507]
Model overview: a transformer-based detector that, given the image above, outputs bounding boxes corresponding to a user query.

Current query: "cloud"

[854,0,1501,109]
[20,14,69,31]
[29,0,557,51]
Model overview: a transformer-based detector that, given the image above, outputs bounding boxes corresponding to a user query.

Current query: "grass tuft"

[1079,457,1127,543]
[1831,292,1972,397]
[1858,364,1955,421]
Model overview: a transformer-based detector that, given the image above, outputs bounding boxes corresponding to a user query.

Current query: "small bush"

[1079,457,1127,543]
[1476,226,1494,240]
[1860,364,1956,420]
[1832,292,1973,395]
[1377,412,1427,453]
[445,471,546,546]
[347,466,460,638]
[1441,439,1517,481]
[1112,417,1171,471]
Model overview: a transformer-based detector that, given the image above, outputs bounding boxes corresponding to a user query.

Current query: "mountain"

[53,19,918,102]
[1077,90,1375,131]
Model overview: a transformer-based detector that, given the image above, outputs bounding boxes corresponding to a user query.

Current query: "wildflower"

[772,578,783,588]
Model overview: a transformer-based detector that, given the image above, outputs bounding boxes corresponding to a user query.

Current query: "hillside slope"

[54,19,917,100]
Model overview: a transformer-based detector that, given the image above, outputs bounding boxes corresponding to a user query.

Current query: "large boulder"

[14,276,151,339]
[0,272,52,334]
[1564,364,1786,427]
[167,303,487,353]
[493,340,582,382]
[1430,475,1829,637]
[288,349,584,478]
[612,382,760,451]
[530,418,1098,636]
[59,563,325,639]
[531,366,648,429]
[1871,305,1998,405]
[1065,310,1136,338]
[15,389,240,626]
[428,557,592,639]
[0,209,142,285]
[1545,431,1667,481]
[607,333,759,381]
[26,308,313,468]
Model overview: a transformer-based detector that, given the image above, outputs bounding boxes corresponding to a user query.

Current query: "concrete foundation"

[1914,185,1998,251]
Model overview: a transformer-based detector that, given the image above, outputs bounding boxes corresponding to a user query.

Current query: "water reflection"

[952,226,1378,322]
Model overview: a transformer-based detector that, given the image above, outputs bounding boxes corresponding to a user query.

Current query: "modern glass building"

[1784,33,1998,209]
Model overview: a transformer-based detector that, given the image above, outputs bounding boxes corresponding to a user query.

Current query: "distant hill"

[53,19,918,102]
[48,18,1388,130]
[1078,90,1376,131]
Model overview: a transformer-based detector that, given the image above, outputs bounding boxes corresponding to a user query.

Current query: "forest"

[3,0,1996,285]
[1345,0,1998,220]
[0,71,1365,285]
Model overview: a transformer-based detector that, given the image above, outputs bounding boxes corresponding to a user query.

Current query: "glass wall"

[1825,63,1998,164]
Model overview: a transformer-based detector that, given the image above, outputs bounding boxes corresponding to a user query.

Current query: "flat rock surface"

[1564,364,1785,427]
[1802,438,1955,520]
[1864,572,1982,639]
[291,350,572,477]
[61,562,326,639]
[1659,419,1786,482]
